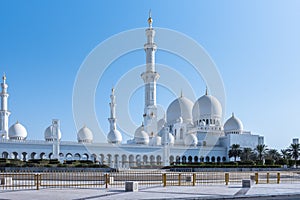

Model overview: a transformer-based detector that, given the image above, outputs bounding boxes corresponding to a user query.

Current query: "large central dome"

[192,92,222,122]
[167,96,193,125]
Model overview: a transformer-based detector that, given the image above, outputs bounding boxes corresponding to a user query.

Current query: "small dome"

[184,134,198,146]
[134,125,149,145]
[107,129,122,144]
[44,125,62,141]
[9,121,27,140]
[77,126,93,143]
[192,93,222,122]
[150,136,161,146]
[224,113,243,133]
[161,129,175,145]
[167,96,193,125]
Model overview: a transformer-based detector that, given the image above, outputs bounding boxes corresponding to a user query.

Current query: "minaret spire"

[107,87,122,144]
[148,9,153,28]
[0,73,11,139]
[109,87,117,130]
[141,12,160,137]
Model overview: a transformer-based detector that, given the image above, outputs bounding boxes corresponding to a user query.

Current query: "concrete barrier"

[242,179,251,188]
[125,181,138,192]
[0,177,12,185]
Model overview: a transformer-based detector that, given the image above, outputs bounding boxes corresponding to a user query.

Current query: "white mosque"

[0,15,264,168]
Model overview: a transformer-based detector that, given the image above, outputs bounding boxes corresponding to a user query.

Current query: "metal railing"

[1,170,300,191]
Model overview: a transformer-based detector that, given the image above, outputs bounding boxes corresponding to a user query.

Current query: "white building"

[0,15,264,168]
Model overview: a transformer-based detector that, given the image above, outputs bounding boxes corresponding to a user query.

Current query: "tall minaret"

[0,74,11,139]
[107,87,122,144]
[141,12,160,137]
[109,88,117,131]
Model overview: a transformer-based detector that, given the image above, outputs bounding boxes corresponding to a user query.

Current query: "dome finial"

[180,89,183,97]
[147,9,153,28]
[205,87,208,95]
[232,112,234,117]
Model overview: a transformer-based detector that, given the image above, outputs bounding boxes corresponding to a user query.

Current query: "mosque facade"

[0,16,264,168]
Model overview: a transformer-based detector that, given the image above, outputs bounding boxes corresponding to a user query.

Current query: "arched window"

[188,156,193,163]
[211,156,215,162]
[180,128,183,139]
[200,156,204,162]
[217,156,221,163]
[203,141,206,146]
[194,156,199,163]
[222,156,227,162]
[205,156,210,162]
[182,156,187,164]
[176,156,181,164]
[206,119,209,125]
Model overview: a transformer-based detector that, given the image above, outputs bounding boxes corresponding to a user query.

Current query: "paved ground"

[1,183,300,200]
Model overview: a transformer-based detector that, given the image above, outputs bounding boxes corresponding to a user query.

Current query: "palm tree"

[288,143,300,167]
[255,144,268,162]
[228,144,242,162]
[266,149,281,162]
[240,148,253,161]
[281,149,291,160]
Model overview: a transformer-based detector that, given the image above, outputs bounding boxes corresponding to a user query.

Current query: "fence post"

[35,173,40,190]
[192,173,196,186]
[105,173,109,189]
[225,173,229,185]
[266,172,270,184]
[277,172,280,184]
[162,173,167,187]
[178,173,181,186]
[255,172,258,184]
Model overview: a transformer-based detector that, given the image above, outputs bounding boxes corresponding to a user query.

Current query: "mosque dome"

[44,125,62,141]
[224,113,243,133]
[192,91,222,122]
[9,121,27,140]
[134,125,149,145]
[167,96,193,125]
[184,134,198,146]
[77,126,93,143]
[107,129,122,144]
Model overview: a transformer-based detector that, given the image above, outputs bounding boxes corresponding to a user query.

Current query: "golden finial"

[148,9,153,27]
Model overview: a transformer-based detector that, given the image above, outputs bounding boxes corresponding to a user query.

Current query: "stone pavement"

[1,183,300,200]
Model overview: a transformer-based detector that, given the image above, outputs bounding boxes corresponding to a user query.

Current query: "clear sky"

[1,0,300,150]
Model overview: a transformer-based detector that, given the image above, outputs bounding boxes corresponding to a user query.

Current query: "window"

[180,128,183,139]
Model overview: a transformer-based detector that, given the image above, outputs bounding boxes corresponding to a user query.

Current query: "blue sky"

[1,1,300,150]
